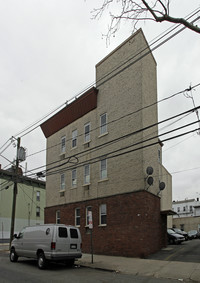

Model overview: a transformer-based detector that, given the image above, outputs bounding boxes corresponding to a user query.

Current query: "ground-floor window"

[99,204,107,225]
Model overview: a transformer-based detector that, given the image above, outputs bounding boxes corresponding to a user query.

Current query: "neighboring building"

[41,29,172,257]
[0,166,45,240]
[172,198,200,232]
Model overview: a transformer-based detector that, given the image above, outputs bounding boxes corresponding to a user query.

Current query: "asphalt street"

[147,239,200,262]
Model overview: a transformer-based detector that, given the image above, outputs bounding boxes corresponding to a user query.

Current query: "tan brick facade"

[41,29,172,257]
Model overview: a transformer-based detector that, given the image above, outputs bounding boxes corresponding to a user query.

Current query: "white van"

[10,224,82,269]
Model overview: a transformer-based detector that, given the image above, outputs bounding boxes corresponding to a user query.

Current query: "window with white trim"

[99,204,107,225]
[60,173,65,191]
[56,210,60,224]
[72,130,77,148]
[75,208,80,226]
[86,206,92,226]
[36,206,40,217]
[84,122,91,142]
[72,169,77,187]
[36,191,40,201]
[100,113,107,135]
[84,164,90,184]
[100,159,107,180]
[61,136,66,153]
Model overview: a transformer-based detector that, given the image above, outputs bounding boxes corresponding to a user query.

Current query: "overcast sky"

[0,0,200,201]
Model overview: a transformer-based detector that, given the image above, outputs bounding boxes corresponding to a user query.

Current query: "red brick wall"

[45,190,167,258]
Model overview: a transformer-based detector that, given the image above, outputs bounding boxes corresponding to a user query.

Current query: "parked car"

[172,228,188,241]
[188,230,200,240]
[167,229,185,244]
[10,224,82,269]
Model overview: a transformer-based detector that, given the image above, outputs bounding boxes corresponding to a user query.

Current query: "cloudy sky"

[0,0,200,201]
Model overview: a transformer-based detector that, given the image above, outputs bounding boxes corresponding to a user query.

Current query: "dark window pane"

[58,227,68,238]
[70,228,78,238]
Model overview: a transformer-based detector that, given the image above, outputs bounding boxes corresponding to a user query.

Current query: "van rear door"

[68,227,81,256]
[55,226,69,254]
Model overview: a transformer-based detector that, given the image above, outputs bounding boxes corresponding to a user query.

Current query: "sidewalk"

[1,243,200,282]
[77,253,200,282]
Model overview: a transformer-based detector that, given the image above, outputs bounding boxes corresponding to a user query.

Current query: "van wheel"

[37,252,46,269]
[10,248,18,262]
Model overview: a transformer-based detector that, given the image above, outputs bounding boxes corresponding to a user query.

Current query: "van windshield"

[58,227,68,238]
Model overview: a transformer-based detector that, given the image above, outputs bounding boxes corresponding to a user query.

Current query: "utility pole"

[9,137,20,248]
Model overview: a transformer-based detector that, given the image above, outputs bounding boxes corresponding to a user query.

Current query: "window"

[75,208,80,226]
[100,159,107,180]
[60,173,65,191]
[72,130,77,148]
[183,206,186,212]
[190,205,193,212]
[36,206,40,217]
[70,228,78,239]
[61,136,66,153]
[100,204,107,225]
[72,169,77,187]
[177,207,180,212]
[84,164,90,184]
[100,113,107,135]
[84,122,91,142]
[56,210,60,224]
[86,206,92,226]
[58,227,67,238]
[36,191,40,201]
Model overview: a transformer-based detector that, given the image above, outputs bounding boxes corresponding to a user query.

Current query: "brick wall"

[45,190,167,258]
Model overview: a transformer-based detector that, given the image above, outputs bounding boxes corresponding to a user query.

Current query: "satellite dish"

[159,182,165,191]
[146,166,153,175]
[147,176,154,186]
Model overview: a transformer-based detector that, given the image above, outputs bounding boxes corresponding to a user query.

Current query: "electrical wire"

[25,118,200,178]
[26,82,200,160]
[8,8,200,142]
[24,105,200,177]
[44,125,200,177]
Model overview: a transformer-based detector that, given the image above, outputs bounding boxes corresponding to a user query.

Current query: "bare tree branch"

[92,0,200,40]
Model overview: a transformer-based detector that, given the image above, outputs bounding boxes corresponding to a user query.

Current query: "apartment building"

[0,166,45,240]
[172,198,200,232]
[41,29,172,257]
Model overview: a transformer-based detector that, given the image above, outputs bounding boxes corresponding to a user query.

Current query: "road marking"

[164,246,185,261]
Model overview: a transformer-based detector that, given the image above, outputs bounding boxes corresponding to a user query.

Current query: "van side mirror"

[13,234,18,239]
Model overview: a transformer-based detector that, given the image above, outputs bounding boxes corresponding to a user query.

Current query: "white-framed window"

[84,164,90,184]
[86,206,92,226]
[61,136,66,153]
[72,129,77,148]
[100,159,107,180]
[36,206,40,217]
[100,113,107,135]
[99,204,107,225]
[75,208,80,226]
[177,207,180,212]
[56,210,60,224]
[36,191,40,201]
[72,169,77,187]
[84,122,91,142]
[60,173,65,191]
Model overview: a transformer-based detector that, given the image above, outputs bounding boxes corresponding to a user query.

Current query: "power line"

[44,125,200,177]
[8,9,200,142]
[26,82,200,160]
[25,106,199,177]
[25,105,200,177]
